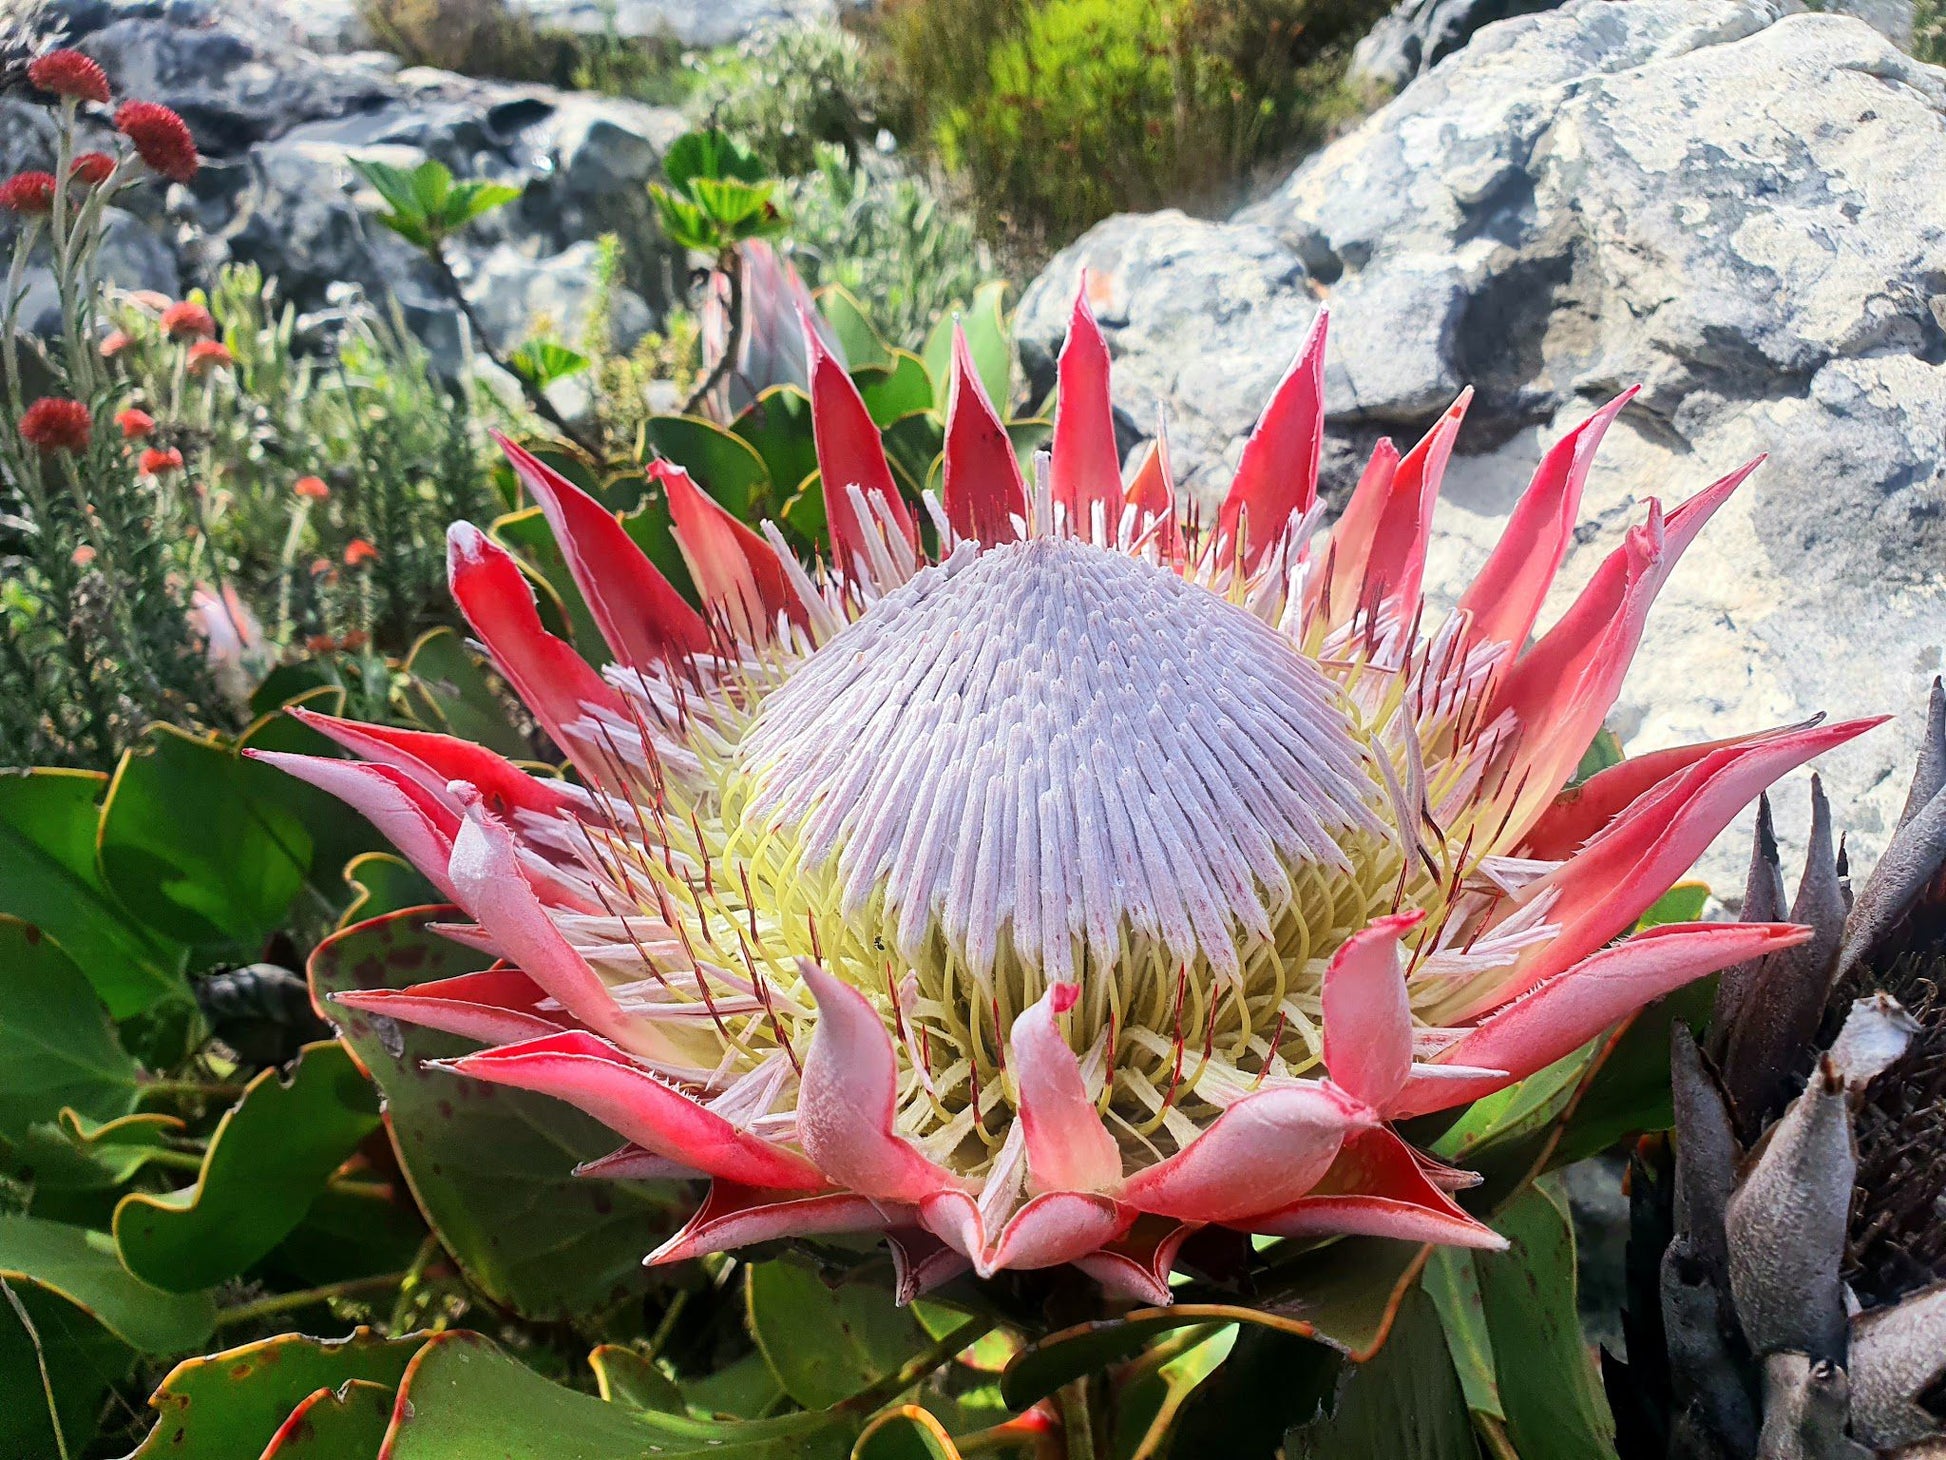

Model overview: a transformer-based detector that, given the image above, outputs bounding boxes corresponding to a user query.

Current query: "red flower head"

[28,50,112,105]
[305,633,336,653]
[139,446,185,476]
[0,171,57,215]
[69,152,116,189]
[114,101,198,184]
[340,629,370,651]
[99,329,134,358]
[18,397,92,453]
[255,289,1887,1306]
[293,475,330,500]
[71,544,98,568]
[116,407,156,440]
[160,300,216,340]
[343,538,379,567]
[184,340,233,375]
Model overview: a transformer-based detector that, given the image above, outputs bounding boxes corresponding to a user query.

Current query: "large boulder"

[1019,0,1946,894]
[6,0,684,366]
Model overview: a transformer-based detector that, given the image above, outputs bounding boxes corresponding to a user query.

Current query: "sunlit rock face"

[1019,0,1946,898]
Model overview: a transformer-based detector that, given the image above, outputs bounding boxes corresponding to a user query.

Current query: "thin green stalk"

[214,1271,410,1329]
[388,1233,445,1331]
[0,1276,70,1460]
[1058,1379,1097,1460]
[837,1315,996,1415]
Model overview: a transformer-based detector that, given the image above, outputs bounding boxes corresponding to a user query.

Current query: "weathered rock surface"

[5,0,684,362]
[1020,0,1946,894]
[1350,0,1918,91]
[1350,0,1565,92]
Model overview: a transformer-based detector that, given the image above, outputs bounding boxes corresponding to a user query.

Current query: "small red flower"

[340,630,370,651]
[184,340,233,375]
[71,544,98,567]
[114,101,198,184]
[100,329,134,358]
[69,152,116,189]
[293,475,330,500]
[139,445,184,476]
[343,539,380,567]
[18,397,93,453]
[160,300,215,340]
[0,171,57,214]
[116,407,156,440]
[27,50,112,106]
[305,633,336,653]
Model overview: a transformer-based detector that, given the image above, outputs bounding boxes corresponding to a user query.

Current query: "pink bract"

[264,284,1878,1305]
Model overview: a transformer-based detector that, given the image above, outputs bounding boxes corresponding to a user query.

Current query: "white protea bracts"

[260,284,1880,1305]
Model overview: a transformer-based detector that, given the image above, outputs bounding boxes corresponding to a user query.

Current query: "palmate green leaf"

[1472,1180,1615,1459]
[746,1259,932,1410]
[0,768,189,1017]
[921,281,1013,417]
[113,1041,381,1292]
[445,179,521,229]
[97,725,314,951]
[382,1331,858,1459]
[1283,1288,1476,1460]
[509,339,592,391]
[691,175,780,233]
[311,908,686,1320]
[650,187,719,255]
[127,1328,421,1460]
[661,129,771,192]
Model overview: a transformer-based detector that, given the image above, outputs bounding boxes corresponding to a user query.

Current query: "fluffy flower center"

[711,538,1402,1159]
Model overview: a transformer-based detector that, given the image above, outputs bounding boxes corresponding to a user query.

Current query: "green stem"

[388,1233,444,1331]
[680,249,742,418]
[1058,1379,1097,1460]
[214,1271,409,1329]
[837,1315,996,1415]
[0,1276,70,1460]
[138,1079,249,1102]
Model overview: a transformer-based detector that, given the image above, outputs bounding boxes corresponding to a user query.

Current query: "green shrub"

[688,21,885,176]
[1917,0,1946,63]
[782,147,993,352]
[872,0,1389,248]
[357,0,689,100]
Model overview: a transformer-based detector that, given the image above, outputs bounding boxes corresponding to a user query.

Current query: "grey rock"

[514,0,848,50]
[1019,0,1946,895]
[1349,0,1567,92]
[8,0,690,371]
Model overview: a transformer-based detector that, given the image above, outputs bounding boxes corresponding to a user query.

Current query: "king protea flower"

[260,285,1881,1306]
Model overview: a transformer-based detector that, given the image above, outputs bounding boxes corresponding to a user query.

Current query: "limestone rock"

[6,0,687,368]
[1019,0,1946,893]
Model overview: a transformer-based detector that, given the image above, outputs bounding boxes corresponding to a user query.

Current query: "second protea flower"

[264,286,1879,1303]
